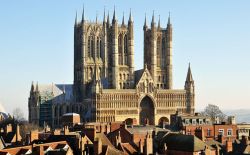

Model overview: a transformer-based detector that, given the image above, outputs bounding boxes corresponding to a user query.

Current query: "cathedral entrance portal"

[139,96,154,125]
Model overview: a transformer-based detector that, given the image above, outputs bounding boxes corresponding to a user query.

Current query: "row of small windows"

[120,73,129,80]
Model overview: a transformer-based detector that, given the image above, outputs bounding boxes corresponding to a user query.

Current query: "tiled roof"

[119,143,137,154]
[103,145,125,155]
[126,125,169,134]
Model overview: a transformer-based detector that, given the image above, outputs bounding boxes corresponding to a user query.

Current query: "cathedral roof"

[134,69,144,85]
[36,84,73,103]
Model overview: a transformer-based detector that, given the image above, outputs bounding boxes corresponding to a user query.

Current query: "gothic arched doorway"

[139,96,154,125]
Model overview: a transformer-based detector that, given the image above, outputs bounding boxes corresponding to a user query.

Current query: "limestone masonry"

[28,8,195,128]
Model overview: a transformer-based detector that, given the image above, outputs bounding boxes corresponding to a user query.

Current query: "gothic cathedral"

[28,8,195,128]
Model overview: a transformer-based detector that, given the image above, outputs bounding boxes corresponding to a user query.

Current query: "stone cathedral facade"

[28,9,195,128]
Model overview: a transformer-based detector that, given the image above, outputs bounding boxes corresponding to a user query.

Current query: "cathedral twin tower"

[74,8,173,102]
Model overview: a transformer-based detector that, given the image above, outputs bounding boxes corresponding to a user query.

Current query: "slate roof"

[163,133,207,152]
[119,143,137,154]
[134,69,144,85]
[0,112,9,120]
[37,84,73,103]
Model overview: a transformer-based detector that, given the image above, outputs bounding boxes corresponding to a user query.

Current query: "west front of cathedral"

[28,8,195,128]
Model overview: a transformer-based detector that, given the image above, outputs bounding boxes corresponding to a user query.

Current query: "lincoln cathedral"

[28,8,195,128]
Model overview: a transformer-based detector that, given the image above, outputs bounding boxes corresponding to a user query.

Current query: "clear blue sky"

[0,0,250,118]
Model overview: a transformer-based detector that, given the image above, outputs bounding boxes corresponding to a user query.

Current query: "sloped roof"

[0,112,9,120]
[102,145,125,155]
[243,145,250,154]
[3,132,15,143]
[164,133,207,152]
[119,143,137,154]
[37,84,73,103]
[134,69,144,85]
[95,133,114,147]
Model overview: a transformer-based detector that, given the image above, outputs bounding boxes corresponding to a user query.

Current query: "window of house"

[207,129,211,137]
[192,119,196,125]
[227,129,233,136]
[218,129,224,136]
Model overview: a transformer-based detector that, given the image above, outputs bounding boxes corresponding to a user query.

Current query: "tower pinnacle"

[129,8,133,22]
[151,10,155,27]
[122,12,125,25]
[31,81,34,92]
[144,13,147,27]
[82,4,85,23]
[112,6,116,23]
[75,11,78,26]
[107,11,110,25]
[158,15,161,29]
[186,63,193,82]
[103,7,106,23]
[36,82,39,92]
[168,12,171,25]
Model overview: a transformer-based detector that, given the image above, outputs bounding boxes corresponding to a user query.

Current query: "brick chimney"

[94,138,102,155]
[115,131,121,147]
[195,127,204,141]
[144,132,153,155]
[6,124,12,133]
[226,138,233,153]
[63,126,69,135]
[33,145,44,155]
[29,130,38,144]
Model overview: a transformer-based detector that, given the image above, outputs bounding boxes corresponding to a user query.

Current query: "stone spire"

[31,81,34,92]
[144,13,147,27]
[167,12,171,26]
[122,12,125,26]
[36,82,39,92]
[186,63,193,82]
[151,10,155,27]
[81,4,85,24]
[103,7,106,23]
[107,11,110,25]
[96,12,98,23]
[112,6,116,23]
[129,8,133,22]
[75,11,78,26]
[158,15,161,29]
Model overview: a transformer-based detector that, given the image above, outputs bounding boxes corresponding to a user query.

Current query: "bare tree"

[19,123,42,141]
[201,104,227,123]
[12,107,25,122]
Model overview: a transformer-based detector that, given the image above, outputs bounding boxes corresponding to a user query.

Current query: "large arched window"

[124,35,128,53]
[124,35,128,65]
[91,36,94,57]
[88,36,91,57]
[99,39,102,59]
[157,37,161,67]
[97,37,100,58]
[118,34,122,65]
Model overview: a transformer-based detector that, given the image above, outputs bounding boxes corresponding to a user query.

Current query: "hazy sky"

[0,1,250,118]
